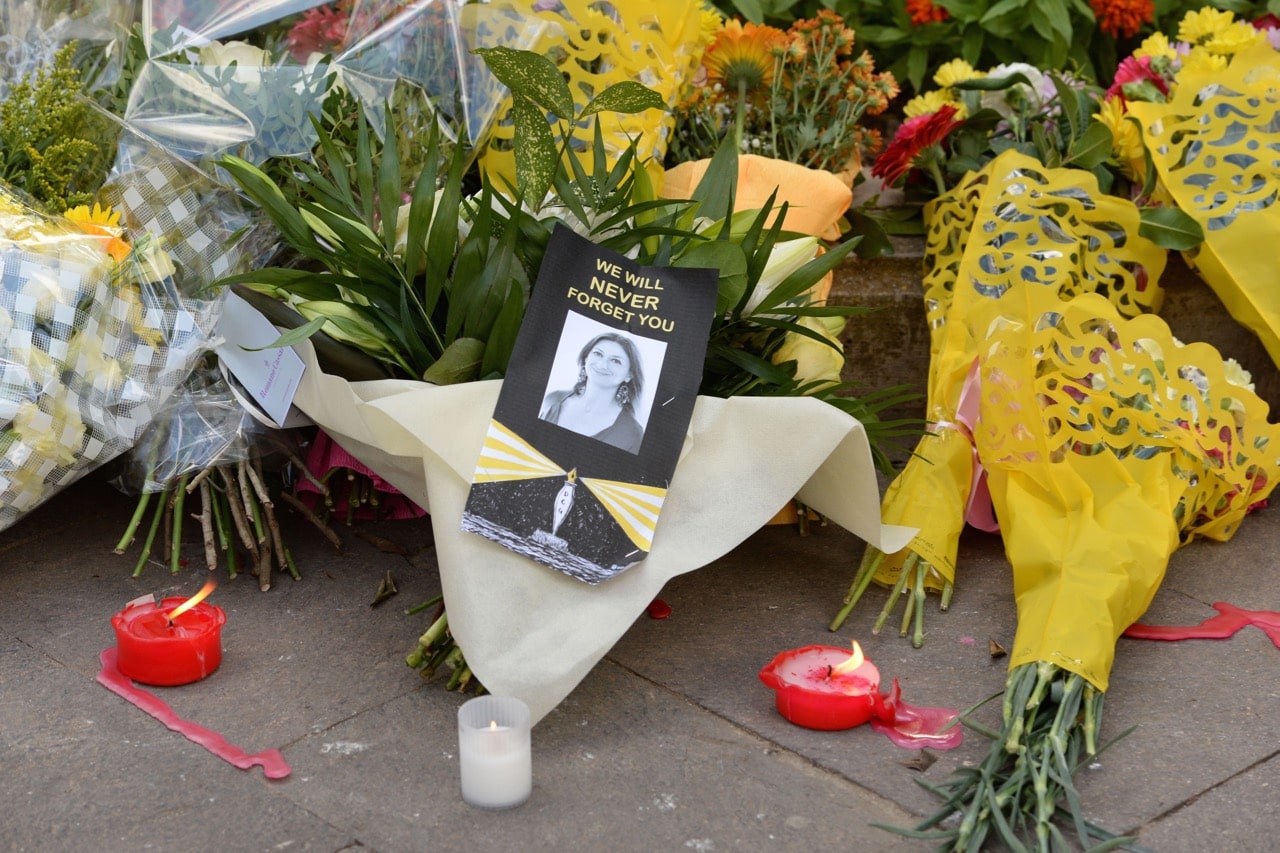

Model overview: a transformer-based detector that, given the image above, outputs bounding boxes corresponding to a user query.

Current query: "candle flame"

[166,579,217,623]
[829,640,866,677]
[489,720,498,731]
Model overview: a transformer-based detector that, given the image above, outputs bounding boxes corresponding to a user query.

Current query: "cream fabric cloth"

[291,343,916,723]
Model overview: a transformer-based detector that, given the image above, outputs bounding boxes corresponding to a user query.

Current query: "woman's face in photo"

[584,339,631,389]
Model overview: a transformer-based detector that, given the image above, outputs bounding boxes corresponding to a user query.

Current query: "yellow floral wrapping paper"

[975,293,1280,690]
[1127,42,1280,372]
[872,150,1166,589]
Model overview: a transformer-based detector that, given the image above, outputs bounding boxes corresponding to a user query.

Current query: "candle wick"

[826,664,833,680]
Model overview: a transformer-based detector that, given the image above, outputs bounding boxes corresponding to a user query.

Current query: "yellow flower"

[1181,46,1228,77]
[1093,97,1146,180]
[66,329,125,396]
[63,203,130,263]
[904,89,965,120]
[1177,8,1235,45]
[115,285,165,348]
[703,20,787,94]
[127,239,177,284]
[772,314,847,391]
[1134,32,1178,62]
[933,59,982,89]
[1203,22,1265,56]
[12,388,85,469]
[698,6,724,46]
[1223,357,1255,392]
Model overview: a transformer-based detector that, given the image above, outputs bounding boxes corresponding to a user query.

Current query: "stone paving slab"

[2,459,1279,851]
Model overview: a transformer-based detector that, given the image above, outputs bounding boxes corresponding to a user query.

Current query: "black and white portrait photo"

[538,311,667,455]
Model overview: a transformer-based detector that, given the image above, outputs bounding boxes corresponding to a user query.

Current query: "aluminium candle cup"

[111,597,226,686]
[457,695,532,809]
[758,645,881,731]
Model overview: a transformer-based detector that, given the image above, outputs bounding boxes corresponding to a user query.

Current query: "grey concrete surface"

[2,247,1278,851]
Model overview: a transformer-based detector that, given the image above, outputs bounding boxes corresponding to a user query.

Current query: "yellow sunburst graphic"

[581,478,666,551]
[472,421,566,482]
[471,420,666,551]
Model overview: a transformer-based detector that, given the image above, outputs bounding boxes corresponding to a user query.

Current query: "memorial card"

[462,224,718,582]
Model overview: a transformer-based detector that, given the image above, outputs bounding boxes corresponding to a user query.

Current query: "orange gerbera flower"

[906,0,949,26]
[703,19,789,95]
[1090,0,1155,39]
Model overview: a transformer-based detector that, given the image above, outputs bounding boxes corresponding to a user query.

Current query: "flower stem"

[114,490,153,554]
[829,548,883,631]
[873,553,916,634]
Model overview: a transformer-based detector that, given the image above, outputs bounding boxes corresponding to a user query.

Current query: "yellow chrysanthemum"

[933,58,983,89]
[1181,46,1229,77]
[698,7,724,49]
[1094,97,1146,181]
[1203,21,1266,56]
[904,89,966,120]
[1134,32,1178,62]
[703,19,788,94]
[1177,8,1235,45]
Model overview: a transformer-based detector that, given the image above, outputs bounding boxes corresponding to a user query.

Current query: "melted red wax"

[647,598,672,619]
[1125,602,1280,648]
[96,647,291,779]
[870,678,964,750]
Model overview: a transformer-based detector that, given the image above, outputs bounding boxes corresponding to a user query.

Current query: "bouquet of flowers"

[832,149,1167,644]
[209,45,915,715]
[0,183,213,531]
[1099,7,1280,370]
[669,8,897,180]
[893,291,1280,849]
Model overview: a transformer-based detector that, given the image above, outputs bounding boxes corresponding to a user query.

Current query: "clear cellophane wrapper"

[0,112,256,530]
[125,0,545,166]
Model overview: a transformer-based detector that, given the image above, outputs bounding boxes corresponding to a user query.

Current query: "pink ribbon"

[933,357,1000,533]
[96,647,291,779]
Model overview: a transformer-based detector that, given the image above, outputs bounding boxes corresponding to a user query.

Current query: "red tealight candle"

[758,642,886,731]
[111,581,224,686]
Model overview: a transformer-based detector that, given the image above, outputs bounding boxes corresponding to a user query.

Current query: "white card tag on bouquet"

[462,225,719,583]
[215,291,306,428]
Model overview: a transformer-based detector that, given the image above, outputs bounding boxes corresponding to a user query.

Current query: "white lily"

[742,236,821,316]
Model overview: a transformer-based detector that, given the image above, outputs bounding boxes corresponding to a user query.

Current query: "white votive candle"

[458,695,532,808]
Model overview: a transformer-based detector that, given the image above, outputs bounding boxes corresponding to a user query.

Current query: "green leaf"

[676,240,747,316]
[377,108,402,254]
[355,111,375,225]
[241,315,329,351]
[979,0,1025,25]
[474,46,573,119]
[690,141,739,225]
[511,95,557,206]
[422,337,485,384]
[1138,207,1204,251]
[581,81,668,117]
[1066,121,1113,170]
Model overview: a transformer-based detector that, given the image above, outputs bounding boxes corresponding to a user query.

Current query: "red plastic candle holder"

[759,644,886,731]
[111,596,226,686]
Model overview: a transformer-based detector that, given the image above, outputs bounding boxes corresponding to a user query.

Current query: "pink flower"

[286,5,351,61]
[1107,55,1170,102]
